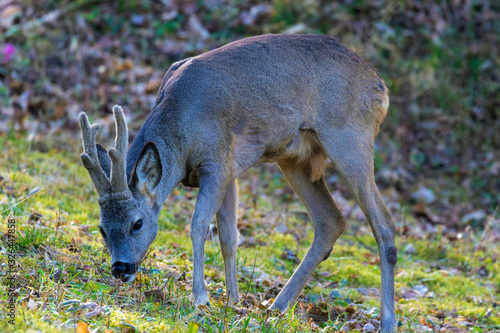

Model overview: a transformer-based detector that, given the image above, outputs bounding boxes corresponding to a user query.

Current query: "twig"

[243,252,257,308]
[80,240,113,286]
[161,276,172,290]
[53,208,61,246]
[161,276,173,299]
[437,304,446,332]
[353,234,377,254]
[222,289,230,332]
[0,187,44,214]
[140,249,153,265]
[88,251,112,286]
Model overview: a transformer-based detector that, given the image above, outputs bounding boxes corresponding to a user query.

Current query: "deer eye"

[132,219,143,232]
[99,226,107,238]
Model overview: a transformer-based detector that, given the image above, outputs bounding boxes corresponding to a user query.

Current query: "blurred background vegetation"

[1,1,500,331]
[1,0,499,227]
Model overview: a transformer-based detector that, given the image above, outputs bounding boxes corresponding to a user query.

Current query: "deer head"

[79,105,162,283]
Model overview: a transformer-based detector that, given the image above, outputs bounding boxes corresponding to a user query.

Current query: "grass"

[1,132,499,332]
[1,1,499,331]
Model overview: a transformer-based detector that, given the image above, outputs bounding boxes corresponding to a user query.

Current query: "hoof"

[195,300,211,308]
[267,300,284,312]
[190,292,211,309]
[194,301,211,312]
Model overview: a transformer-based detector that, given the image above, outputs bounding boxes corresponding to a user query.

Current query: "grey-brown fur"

[79,34,396,332]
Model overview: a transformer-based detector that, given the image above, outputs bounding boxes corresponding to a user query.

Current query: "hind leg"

[319,128,397,332]
[270,158,346,311]
[216,179,240,304]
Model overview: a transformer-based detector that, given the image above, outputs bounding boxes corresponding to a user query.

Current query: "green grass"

[1,133,499,332]
[1,1,499,331]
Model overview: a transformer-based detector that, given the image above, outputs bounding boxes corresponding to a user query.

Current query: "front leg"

[190,168,230,307]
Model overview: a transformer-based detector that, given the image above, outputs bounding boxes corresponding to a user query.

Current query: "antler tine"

[108,105,130,194]
[79,112,111,196]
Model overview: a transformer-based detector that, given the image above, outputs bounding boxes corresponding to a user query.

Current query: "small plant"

[16,225,50,251]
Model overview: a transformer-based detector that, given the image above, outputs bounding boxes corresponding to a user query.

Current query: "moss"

[1,135,499,332]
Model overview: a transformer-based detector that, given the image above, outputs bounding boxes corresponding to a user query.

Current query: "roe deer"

[79,34,396,332]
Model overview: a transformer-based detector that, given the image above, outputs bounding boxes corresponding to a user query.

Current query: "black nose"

[112,261,130,279]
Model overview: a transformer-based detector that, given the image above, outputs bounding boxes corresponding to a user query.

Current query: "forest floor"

[1,1,500,332]
[1,132,499,332]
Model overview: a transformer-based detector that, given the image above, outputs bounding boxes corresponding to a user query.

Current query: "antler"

[79,105,131,200]
[79,112,111,196]
[108,105,129,193]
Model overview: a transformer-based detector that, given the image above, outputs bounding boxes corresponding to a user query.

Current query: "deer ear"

[96,144,111,178]
[130,142,162,196]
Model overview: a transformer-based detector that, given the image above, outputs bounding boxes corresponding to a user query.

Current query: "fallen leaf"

[187,321,199,333]
[363,322,376,331]
[412,204,440,223]
[76,321,90,333]
[144,289,167,302]
[259,298,274,309]
[145,79,162,94]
